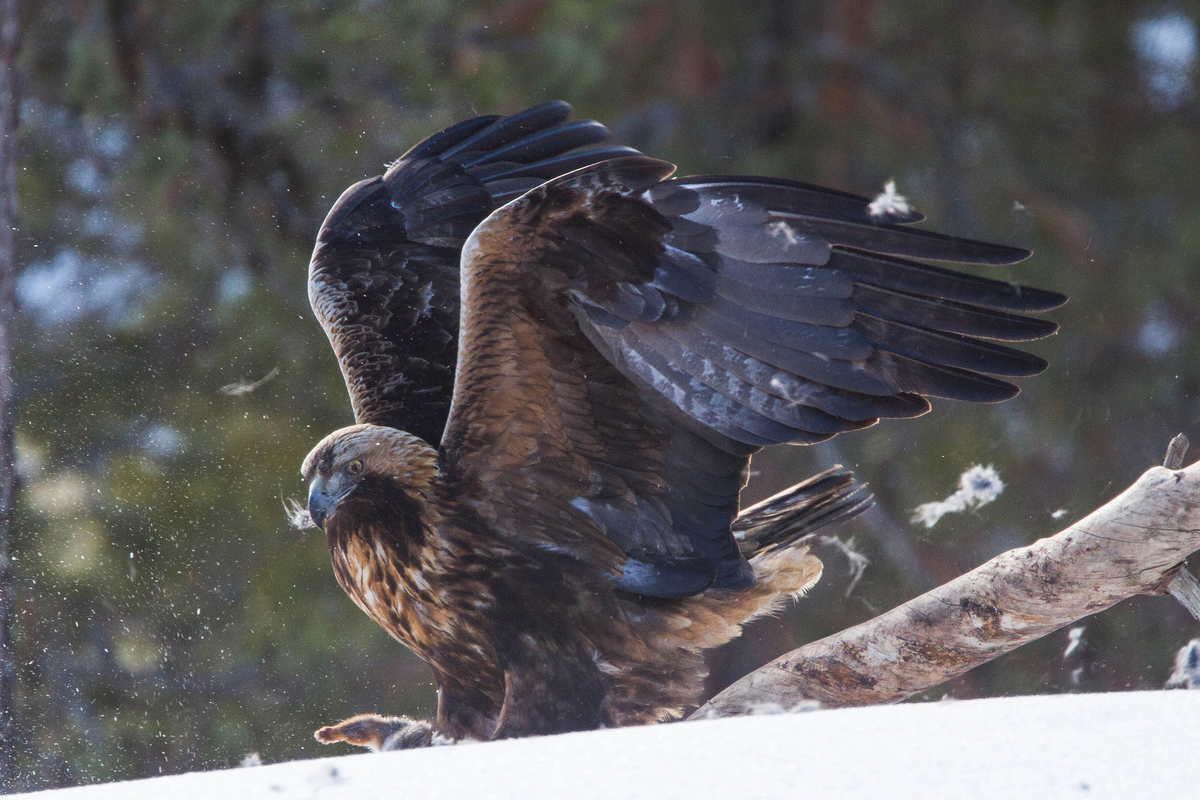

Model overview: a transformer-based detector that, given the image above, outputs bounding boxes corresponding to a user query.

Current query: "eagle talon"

[314,713,436,751]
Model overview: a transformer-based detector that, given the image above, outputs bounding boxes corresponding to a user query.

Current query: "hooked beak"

[307,474,352,530]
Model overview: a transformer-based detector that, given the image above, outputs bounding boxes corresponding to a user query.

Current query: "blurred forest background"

[7,0,1200,791]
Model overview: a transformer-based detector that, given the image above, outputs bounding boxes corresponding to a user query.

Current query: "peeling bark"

[693,460,1200,718]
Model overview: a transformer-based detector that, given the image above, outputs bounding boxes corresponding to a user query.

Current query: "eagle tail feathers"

[641,468,866,653]
[734,466,873,557]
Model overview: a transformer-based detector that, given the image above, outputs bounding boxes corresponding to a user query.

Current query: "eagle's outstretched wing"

[307,102,640,444]
[440,157,1064,598]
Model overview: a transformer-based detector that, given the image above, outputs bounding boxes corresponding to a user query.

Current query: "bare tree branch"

[1160,434,1200,621]
[693,458,1200,718]
[0,0,18,787]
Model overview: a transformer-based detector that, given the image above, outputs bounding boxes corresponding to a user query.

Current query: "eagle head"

[299,424,438,531]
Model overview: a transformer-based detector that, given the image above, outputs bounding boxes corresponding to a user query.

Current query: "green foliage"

[11,0,1200,789]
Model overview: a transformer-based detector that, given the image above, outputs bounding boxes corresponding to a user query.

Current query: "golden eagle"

[296,102,1063,744]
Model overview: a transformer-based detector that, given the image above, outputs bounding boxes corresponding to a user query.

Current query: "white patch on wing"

[766,220,801,245]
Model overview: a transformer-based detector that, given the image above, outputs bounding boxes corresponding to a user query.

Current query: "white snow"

[19,690,1200,799]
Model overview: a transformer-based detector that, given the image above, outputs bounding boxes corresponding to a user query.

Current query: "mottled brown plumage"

[303,423,832,739]
[300,104,1063,747]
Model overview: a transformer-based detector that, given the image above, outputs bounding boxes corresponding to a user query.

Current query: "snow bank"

[21,691,1199,800]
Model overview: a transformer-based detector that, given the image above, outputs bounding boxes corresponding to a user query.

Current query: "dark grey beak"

[307,475,340,530]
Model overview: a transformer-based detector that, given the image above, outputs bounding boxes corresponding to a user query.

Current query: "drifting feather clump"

[1166,639,1200,689]
[867,179,913,221]
[284,497,315,530]
[911,465,1005,529]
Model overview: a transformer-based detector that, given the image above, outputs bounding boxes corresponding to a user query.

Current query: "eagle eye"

[346,459,364,476]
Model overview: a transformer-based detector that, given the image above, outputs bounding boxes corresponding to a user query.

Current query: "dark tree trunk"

[0,0,19,790]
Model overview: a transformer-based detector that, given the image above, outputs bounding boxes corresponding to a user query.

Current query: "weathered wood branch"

[693,456,1200,718]
[1162,434,1200,620]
